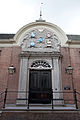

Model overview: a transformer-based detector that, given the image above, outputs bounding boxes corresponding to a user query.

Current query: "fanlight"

[31,60,51,68]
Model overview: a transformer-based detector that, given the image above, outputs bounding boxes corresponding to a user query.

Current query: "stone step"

[0,110,80,120]
[4,104,76,110]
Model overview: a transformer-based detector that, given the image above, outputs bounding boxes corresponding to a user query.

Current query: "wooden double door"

[29,70,52,104]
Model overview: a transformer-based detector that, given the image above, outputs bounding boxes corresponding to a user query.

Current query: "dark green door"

[29,70,52,103]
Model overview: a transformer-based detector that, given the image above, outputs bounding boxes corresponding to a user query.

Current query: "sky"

[0,0,80,34]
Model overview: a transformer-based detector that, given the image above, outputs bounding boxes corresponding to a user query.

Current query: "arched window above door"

[31,60,51,68]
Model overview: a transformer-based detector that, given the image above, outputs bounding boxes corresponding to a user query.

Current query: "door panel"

[29,70,52,103]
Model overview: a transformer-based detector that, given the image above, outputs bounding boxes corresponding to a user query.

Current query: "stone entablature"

[19,51,62,58]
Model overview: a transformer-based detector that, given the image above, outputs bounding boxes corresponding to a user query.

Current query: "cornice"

[19,51,62,58]
[67,39,80,44]
[0,39,15,44]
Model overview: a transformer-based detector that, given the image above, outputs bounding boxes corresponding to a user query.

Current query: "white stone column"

[53,59,60,91]
[52,58,63,105]
[17,58,28,105]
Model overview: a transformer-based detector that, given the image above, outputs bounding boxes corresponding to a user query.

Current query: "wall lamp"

[64,85,70,90]
[65,65,73,75]
[8,64,16,74]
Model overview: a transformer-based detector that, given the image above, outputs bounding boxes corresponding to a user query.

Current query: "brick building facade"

[0,20,80,108]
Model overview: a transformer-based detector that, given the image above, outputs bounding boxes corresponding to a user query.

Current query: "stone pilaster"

[17,58,28,105]
[52,58,63,104]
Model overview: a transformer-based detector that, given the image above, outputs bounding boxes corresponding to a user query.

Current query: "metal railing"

[0,89,80,110]
[0,90,6,109]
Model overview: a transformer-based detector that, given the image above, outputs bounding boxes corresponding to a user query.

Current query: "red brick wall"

[0,46,80,106]
[61,47,80,92]
[0,47,21,93]
[0,46,80,93]
[61,47,80,105]
[61,47,72,91]
[70,48,80,91]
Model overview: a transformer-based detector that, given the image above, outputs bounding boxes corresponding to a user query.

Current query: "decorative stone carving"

[21,27,61,51]
[31,60,51,68]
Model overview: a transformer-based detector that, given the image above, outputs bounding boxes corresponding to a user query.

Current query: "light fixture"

[65,65,73,75]
[64,85,70,90]
[8,64,16,74]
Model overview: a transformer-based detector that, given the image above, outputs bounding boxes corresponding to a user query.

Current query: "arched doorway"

[29,60,52,104]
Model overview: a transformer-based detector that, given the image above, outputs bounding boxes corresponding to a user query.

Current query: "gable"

[14,21,68,51]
